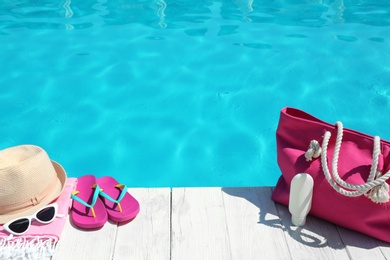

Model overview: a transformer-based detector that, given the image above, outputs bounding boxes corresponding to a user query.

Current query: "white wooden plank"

[221,187,291,260]
[171,188,232,260]
[378,244,390,259]
[52,215,117,260]
[275,203,351,260]
[337,226,387,260]
[50,186,390,260]
[113,188,171,260]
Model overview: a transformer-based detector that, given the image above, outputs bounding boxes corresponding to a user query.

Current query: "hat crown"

[0,145,58,214]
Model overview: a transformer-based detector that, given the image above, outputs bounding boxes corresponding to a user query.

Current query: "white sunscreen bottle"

[289,173,314,226]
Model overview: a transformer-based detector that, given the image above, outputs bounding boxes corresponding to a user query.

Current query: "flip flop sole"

[71,175,108,229]
[97,176,140,223]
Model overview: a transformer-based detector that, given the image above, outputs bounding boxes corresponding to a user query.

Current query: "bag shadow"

[221,187,390,251]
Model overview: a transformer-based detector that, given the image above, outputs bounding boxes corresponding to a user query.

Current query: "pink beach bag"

[272,107,390,242]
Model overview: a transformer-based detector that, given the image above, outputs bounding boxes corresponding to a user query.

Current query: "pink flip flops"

[97,176,140,223]
[70,175,140,229]
[70,175,108,229]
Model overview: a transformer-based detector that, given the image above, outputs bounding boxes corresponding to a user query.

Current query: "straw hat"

[0,145,67,224]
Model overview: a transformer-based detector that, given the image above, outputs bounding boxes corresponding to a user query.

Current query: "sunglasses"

[3,203,58,236]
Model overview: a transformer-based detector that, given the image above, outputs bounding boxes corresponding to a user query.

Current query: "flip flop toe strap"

[71,184,102,218]
[99,184,128,213]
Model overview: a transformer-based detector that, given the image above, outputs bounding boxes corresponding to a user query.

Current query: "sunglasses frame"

[3,203,58,236]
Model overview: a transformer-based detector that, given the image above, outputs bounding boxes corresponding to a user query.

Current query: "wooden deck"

[53,187,390,260]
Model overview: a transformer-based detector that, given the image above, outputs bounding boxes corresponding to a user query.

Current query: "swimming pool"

[1,0,390,187]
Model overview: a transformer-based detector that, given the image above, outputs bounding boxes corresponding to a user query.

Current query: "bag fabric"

[272,107,390,242]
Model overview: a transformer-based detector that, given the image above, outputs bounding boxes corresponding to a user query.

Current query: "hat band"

[0,177,59,215]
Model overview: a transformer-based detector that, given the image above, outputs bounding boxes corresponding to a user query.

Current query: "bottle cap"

[292,216,306,226]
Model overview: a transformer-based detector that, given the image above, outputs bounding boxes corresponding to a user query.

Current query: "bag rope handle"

[318,121,390,203]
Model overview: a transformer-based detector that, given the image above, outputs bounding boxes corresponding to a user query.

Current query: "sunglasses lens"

[36,206,56,222]
[8,218,30,234]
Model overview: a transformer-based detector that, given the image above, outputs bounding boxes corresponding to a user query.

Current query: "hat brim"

[0,160,67,224]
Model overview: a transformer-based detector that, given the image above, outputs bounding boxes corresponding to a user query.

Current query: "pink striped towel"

[0,178,77,260]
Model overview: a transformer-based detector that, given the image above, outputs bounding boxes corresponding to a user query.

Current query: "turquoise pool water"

[1,0,390,187]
